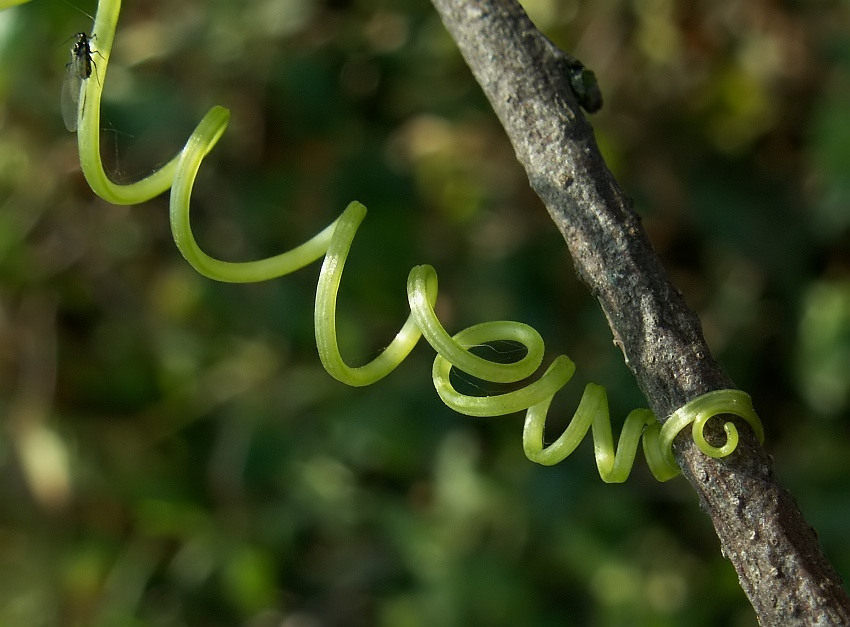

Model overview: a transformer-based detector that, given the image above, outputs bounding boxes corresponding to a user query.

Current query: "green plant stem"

[73,0,763,484]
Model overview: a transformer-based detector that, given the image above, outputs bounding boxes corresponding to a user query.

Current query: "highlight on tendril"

[1,0,31,9]
[74,0,764,483]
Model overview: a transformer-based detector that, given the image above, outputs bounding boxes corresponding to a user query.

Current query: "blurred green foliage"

[0,0,848,624]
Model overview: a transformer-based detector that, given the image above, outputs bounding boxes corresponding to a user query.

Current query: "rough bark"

[428,0,850,624]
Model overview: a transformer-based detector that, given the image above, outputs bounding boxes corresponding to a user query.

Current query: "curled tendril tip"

[72,0,765,483]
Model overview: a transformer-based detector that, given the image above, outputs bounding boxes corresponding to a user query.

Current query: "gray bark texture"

[428,0,850,624]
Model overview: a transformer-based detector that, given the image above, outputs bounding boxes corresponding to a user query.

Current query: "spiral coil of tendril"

[72,0,764,483]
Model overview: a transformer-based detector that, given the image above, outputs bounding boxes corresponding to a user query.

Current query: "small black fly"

[565,58,603,114]
[70,32,94,80]
[61,32,97,132]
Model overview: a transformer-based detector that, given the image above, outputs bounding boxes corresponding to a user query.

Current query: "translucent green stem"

[73,0,766,483]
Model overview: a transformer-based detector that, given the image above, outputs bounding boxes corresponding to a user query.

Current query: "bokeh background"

[1,0,848,624]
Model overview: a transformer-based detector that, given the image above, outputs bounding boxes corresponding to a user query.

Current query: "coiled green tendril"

[72,0,764,483]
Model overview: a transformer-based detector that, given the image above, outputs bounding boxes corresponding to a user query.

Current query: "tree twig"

[428,0,850,623]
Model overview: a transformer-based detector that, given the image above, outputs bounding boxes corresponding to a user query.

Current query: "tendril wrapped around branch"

[73,0,764,483]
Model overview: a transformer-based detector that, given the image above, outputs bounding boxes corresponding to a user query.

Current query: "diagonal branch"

[428,0,850,623]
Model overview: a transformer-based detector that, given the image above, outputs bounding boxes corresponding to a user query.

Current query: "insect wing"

[61,59,83,132]
[61,33,94,133]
